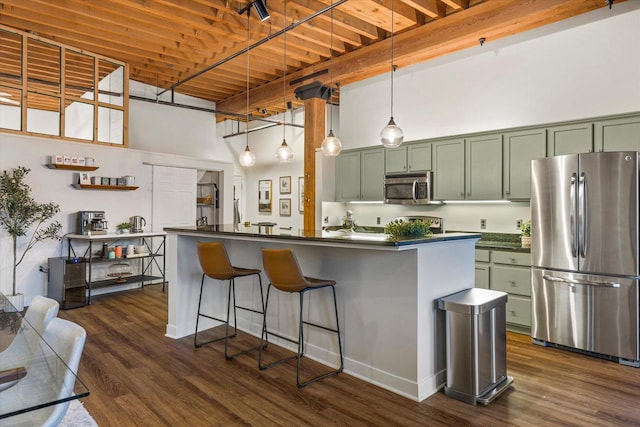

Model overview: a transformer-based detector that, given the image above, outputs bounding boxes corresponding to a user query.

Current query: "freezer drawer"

[532,268,639,362]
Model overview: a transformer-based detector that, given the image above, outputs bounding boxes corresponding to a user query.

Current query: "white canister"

[126,245,135,256]
[124,176,135,186]
[85,157,95,166]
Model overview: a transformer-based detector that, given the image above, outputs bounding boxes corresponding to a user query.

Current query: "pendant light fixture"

[380,0,403,148]
[276,0,294,163]
[320,0,342,157]
[239,11,257,167]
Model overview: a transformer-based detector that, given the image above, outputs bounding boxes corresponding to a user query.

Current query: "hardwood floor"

[59,285,640,426]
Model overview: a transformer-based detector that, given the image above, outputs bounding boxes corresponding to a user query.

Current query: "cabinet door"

[360,148,385,201]
[594,115,640,152]
[407,142,432,172]
[385,146,407,174]
[433,138,465,200]
[475,263,490,289]
[335,151,361,201]
[503,129,546,200]
[547,123,593,155]
[466,134,502,200]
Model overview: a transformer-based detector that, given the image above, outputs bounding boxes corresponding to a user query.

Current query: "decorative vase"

[521,236,531,248]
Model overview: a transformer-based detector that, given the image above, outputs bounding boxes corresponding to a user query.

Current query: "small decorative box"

[101,177,110,186]
[63,156,71,165]
[78,157,86,166]
[91,176,101,185]
[109,177,117,186]
[71,157,79,165]
[52,155,64,165]
[116,177,125,186]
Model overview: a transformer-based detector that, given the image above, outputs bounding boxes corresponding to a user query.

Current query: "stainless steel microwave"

[384,173,432,205]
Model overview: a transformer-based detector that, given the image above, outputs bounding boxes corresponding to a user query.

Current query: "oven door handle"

[542,275,620,288]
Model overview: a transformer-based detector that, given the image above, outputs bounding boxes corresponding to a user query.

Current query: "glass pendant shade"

[321,130,342,156]
[276,139,294,162]
[380,117,404,148]
[239,144,256,167]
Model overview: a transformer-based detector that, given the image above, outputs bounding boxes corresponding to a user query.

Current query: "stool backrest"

[261,249,307,292]
[197,242,235,280]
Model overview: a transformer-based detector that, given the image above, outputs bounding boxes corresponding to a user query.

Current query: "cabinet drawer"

[490,266,531,296]
[506,295,531,327]
[492,251,531,267]
[475,249,490,263]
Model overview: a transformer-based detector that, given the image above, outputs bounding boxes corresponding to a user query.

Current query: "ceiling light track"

[157,0,349,97]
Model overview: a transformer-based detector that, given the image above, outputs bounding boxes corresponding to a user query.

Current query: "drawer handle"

[510,310,517,316]
[509,257,517,263]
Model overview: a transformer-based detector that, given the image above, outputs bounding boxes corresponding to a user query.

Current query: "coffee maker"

[77,211,108,235]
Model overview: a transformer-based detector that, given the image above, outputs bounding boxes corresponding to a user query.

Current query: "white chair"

[0,296,60,371]
[0,317,87,426]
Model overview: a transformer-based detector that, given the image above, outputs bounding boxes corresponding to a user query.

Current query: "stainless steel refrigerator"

[531,151,639,367]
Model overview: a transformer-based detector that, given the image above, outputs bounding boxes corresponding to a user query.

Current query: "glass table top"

[0,293,89,420]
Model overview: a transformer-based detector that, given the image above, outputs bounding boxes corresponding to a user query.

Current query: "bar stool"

[195,241,265,360]
[259,248,343,388]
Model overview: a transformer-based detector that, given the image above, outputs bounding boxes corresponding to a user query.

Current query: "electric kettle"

[131,216,146,233]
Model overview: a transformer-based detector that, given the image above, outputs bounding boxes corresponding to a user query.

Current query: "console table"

[67,232,167,304]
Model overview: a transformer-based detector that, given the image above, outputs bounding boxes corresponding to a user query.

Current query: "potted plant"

[117,222,132,234]
[521,220,531,248]
[384,219,432,242]
[0,166,61,311]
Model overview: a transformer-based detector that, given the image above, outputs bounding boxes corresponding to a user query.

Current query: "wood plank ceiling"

[0,0,624,123]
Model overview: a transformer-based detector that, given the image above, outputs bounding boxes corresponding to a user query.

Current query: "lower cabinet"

[475,249,531,334]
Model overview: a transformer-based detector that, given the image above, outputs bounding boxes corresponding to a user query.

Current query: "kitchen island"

[164,225,480,401]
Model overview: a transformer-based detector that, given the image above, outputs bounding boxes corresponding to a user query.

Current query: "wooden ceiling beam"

[216,0,616,116]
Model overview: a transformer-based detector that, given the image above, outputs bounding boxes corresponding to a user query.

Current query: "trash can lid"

[438,288,508,315]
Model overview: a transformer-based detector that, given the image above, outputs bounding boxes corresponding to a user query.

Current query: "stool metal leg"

[195,275,235,348]
[224,273,266,360]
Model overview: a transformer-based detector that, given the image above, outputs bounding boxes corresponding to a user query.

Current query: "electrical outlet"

[517,219,523,229]
[323,216,329,224]
[376,217,381,225]
[480,219,487,229]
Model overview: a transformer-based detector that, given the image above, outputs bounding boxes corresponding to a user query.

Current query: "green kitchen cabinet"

[594,115,640,152]
[385,146,407,174]
[503,128,546,200]
[475,249,490,290]
[465,134,502,200]
[489,250,532,333]
[335,148,385,201]
[335,151,361,201]
[547,122,594,155]
[407,141,432,172]
[433,138,465,200]
[361,148,385,200]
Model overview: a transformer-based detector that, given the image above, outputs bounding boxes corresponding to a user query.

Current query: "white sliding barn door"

[152,165,197,231]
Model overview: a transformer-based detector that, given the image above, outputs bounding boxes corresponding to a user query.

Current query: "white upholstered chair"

[0,317,87,426]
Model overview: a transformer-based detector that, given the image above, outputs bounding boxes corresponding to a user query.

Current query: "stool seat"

[259,248,343,388]
[194,242,265,360]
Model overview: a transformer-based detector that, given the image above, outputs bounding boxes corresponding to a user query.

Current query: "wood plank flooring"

[59,285,640,426]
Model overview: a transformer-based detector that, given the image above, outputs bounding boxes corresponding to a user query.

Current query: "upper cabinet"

[385,141,432,174]
[503,129,546,200]
[433,138,465,200]
[335,148,385,202]
[466,134,503,200]
[547,123,594,156]
[594,116,640,152]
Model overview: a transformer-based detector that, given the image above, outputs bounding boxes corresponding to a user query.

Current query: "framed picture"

[298,176,304,213]
[258,180,272,213]
[279,198,291,216]
[79,172,92,185]
[279,176,291,194]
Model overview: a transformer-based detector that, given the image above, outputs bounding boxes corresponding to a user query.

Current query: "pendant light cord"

[329,0,334,132]
[283,0,287,140]
[246,11,250,149]
[390,0,395,119]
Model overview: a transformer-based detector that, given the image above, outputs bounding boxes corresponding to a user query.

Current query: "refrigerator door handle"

[570,173,577,257]
[578,172,588,258]
[542,274,620,288]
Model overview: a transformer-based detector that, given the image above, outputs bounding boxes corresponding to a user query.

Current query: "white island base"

[165,228,479,402]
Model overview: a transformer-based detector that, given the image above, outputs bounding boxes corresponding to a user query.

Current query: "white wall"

[329,2,640,232]
[0,89,233,303]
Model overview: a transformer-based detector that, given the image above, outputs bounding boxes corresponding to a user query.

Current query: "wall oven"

[384,173,432,205]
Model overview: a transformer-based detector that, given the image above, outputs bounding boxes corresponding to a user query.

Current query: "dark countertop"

[164,225,481,247]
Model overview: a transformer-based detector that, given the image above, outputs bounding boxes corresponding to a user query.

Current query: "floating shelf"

[72,184,138,191]
[47,164,99,171]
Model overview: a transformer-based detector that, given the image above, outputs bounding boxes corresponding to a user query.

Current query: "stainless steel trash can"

[438,288,513,405]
